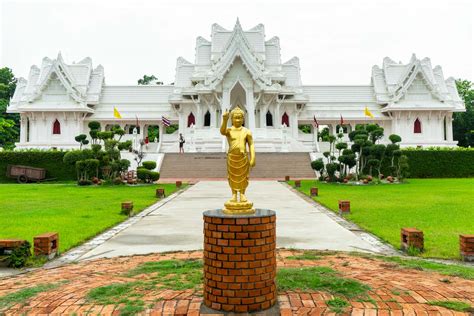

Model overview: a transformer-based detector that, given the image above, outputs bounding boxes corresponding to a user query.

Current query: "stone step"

[159,153,315,179]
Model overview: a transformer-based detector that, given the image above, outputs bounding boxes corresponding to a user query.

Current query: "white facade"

[8,20,465,152]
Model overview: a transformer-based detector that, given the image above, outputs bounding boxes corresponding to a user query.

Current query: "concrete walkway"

[78,181,381,261]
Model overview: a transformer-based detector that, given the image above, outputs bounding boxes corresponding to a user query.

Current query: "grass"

[0,282,63,309]
[326,297,350,314]
[367,254,474,280]
[291,179,474,259]
[87,259,202,315]
[277,266,370,299]
[0,183,179,253]
[427,300,472,312]
[287,251,322,261]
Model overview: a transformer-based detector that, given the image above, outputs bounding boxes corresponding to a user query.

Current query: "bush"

[0,150,76,182]
[149,171,160,181]
[8,241,31,268]
[401,148,474,178]
[137,168,160,183]
[142,161,157,170]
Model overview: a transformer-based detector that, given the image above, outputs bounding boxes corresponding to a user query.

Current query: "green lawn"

[291,179,474,259]
[0,183,179,253]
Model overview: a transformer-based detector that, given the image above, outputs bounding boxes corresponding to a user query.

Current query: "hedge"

[0,150,76,182]
[402,148,474,178]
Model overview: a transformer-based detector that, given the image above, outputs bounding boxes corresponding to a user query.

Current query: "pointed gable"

[371,54,465,112]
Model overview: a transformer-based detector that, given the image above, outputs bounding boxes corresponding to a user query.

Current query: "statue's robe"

[226,127,251,192]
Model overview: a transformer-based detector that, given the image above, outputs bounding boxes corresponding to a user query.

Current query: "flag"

[313,115,319,128]
[113,107,122,119]
[340,114,344,125]
[162,115,171,127]
[364,106,374,118]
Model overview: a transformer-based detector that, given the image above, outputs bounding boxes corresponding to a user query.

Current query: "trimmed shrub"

[401,148,474,178]
[137,168,150,182]
[149,171,160,181]
[0,150,76,182]
[142,161,157,170]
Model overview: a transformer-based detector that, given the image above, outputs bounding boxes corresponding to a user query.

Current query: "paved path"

[78,181,383,261]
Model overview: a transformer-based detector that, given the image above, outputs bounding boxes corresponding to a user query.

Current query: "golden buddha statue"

[220,106,256,214]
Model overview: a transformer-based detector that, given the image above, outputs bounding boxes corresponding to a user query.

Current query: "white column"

[19,115,26,143]
[178,112,186,135]
[246,89,255,130]
[447,114,454,141]
[157,121,164,152]
[291,112,298,138]
[210,107,217,128]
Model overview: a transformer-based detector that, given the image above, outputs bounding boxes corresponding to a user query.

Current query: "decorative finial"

[234,17,242,29]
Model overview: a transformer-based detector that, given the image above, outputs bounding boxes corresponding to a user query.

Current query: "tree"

[0,67,18,149]
[137,75,163,85]
[454,79,474,147]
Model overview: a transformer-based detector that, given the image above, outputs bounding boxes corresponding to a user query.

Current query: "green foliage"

[298,124,312,134]
[165,124,179,134]
[389,134,402,144]
[311,158,324,172]
[137,74,163,85]
[7,241,31,268]
[137,168,160,183]
[400,148,474,178]
[0,67,19,149]
[88,121,101,130]
[427,300,472,312]
[277,266,370,298]
[0,283,60,309]
[0,150,76,182]
[118,140,132,151]
[454,79,474,147]
[141,161,157,170]
[287,251,321,261]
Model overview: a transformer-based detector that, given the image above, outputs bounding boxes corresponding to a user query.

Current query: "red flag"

[313,115,319,128]
[340,114,344,125]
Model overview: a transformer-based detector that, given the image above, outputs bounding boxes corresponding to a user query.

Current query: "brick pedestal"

[338,200,350,214]
[310,187,318,197]
[176,180,182,188]
[34,232,59,258]
[202,209,277,313]
[284,175,290,182]
[401,228,424,251]
[294,180,301,188]
[156,188,165,198]
[460,234,474,262]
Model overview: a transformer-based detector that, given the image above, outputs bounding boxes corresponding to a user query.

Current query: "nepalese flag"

[313,115,319,128]
[162,116,171,127]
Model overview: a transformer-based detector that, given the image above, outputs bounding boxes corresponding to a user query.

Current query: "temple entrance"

[282,112,289,127]
[266,111,273,127]
[230,81,247,126]
[187,112,195,127]
[204,111,211,127]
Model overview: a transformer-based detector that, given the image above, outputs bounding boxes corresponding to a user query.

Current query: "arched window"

[266,111,273,127]
[204,111,211,127]
[413,118,422,134]
[281,112,289,127]
[187,112,195,127]
[53,119,61,134]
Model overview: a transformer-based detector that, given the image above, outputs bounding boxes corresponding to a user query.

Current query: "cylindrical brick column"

[202,209,277,313]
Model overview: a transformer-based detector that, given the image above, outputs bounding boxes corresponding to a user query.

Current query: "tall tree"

[0,67,18,149]
[137,74,163,85]
[454,79,474,147]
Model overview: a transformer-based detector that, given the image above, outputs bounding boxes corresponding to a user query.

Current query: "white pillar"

[158,121,164,152]
[210,107,217,128]
[447,114,454,141]
[178,112,186,135]
[20,115,26,143]
[246,89,255,130]
[291,112,298,138]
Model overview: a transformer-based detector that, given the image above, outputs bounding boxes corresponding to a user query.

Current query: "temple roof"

[9,53,104,113]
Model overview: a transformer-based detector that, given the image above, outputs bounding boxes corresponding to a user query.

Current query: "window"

[187,112,195,127]
[204,111,211,127]
[26,118,30,142]
[266,111,273,127]
[413,118,422,134]
[53,119,61,134]
[281,112,289,127]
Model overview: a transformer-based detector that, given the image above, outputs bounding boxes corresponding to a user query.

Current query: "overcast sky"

[1,0,472,85]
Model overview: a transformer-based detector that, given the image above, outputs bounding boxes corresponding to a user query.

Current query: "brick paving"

[0,250,472,315]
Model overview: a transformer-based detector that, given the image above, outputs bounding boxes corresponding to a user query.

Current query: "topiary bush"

[142,161,157,170]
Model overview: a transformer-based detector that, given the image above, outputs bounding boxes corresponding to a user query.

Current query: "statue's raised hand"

[222,110,230,121]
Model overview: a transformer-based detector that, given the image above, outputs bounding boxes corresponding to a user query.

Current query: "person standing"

[179,133,185,153]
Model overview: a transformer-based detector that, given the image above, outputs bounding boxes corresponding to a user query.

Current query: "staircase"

[159,153,315,179]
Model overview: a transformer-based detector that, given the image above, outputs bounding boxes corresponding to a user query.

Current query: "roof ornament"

[234,17,242,30]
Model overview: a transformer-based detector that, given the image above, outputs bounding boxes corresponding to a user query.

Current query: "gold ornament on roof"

[220,106,256,214]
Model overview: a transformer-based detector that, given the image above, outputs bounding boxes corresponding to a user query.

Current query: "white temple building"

[8,20,465,154]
